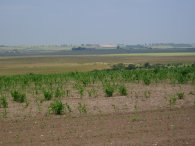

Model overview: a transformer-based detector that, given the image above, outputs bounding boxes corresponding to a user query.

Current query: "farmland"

[1,53,195,75]
[0,54,195,145]
[1,0,195,144]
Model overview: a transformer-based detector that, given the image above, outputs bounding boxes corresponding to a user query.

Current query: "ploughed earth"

[0,83,195,146]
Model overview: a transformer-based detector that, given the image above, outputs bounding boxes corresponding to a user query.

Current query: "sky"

[0,0,195,45]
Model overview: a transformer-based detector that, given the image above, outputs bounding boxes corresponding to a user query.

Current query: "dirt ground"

[0,107,194,146]
[0,83,195,146]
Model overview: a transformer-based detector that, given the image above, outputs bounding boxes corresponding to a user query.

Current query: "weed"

[134,101,138,112]
[176,92,184,99]
[2,109,7,118]
[118,85,127,96]
[11,91,26,103]
[130,102,140,122]
[35,99,41,112]
[112,104,116,110]
[64,103,72,113]
[55,88,63,98]
[144,91,151,98]
[49,100,64,115]
[169,95,177,107]
[77,102,87,114]
[112,104,119,112]
[189,91,194,95]
[0,96,8,108]
[130,114,141,122]
[24,99,29,108]
[65,90,70,97]
[87,88,97,97]
[79,87,84,98]
[43,90,52,100]
[75,84,84,98]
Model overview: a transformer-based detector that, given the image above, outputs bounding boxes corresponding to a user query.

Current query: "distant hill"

[150,43,194,49]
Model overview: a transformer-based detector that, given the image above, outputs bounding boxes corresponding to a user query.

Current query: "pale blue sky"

[0,0,194,45]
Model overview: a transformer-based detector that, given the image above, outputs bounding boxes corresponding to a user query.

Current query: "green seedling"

[0,96,8,108]
[11,91,26,103]
[75,84,84,98]
[49,100,64,115]
[118,85,127,96]
[104,84,114,97]
[43,90,53,100]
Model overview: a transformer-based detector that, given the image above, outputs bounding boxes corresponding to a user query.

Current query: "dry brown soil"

[0,83,195,146]
[0,108,195,146]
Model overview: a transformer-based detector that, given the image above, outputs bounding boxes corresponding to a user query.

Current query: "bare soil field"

[0,107,195,146]
[0,83,195,146]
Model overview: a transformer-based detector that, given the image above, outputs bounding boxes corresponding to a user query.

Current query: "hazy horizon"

[0,0,195,45]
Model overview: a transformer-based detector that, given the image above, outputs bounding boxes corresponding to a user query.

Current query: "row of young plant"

[0,81,127,117]
[2,91,194,116]
[1,87,195,116]
[0,95,87,116]
[49,101,88,115]
[1,82,127,102]
[0,65,194,99]
[49,90,194,115]
[0,63,194,95]
[0,64,195,89]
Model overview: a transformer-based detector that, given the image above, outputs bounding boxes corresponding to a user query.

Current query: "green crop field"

[0,63,195,116]
[0,64,194,107]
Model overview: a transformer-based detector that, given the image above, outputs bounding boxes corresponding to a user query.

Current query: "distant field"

[102,52,195,56]
[0,53,195,75]
[0,45,72,51]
